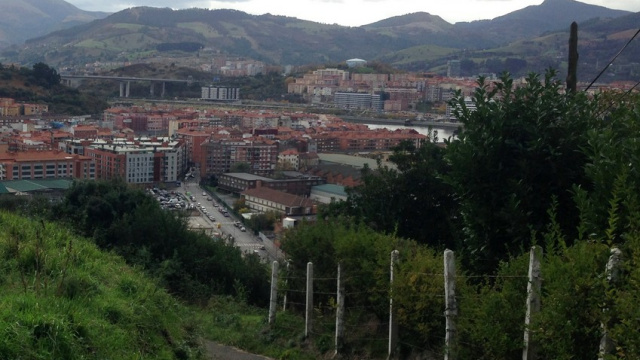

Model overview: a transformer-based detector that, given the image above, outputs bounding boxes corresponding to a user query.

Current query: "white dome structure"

[346,58,367,68]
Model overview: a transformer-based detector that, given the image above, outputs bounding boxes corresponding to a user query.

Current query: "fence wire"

[266,249,544,359]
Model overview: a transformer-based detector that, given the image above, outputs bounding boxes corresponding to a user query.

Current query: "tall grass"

[0,211,203,359]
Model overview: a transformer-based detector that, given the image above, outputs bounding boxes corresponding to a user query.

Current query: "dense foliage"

[0,62,108,115]
[48,180,270,305]
[325,138,456,249]
[446,70,599,272]
[309,71,640,358]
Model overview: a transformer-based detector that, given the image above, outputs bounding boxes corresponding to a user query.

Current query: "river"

[365,124,457,143]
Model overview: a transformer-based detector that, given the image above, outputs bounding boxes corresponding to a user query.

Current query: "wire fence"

[263,247,549,359]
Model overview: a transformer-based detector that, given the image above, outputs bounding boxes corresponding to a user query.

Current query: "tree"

[444,70,599,273]
[51,179,270,305]
[504,58,527,74]
[32,62,61,89]
[230,162,251,173]
[460,59,477,76]
[325,137,457,249]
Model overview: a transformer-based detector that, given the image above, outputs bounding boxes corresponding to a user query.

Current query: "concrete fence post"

[305,262,314,339]
[523,246,543,360]
[388,250,399,359]
[598,247,622,360]
[444,249,457,360]
[268,261,279,326]
[283,260,290,311]
[335,262,345,357]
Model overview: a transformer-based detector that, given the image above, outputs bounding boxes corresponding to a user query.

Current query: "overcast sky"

[64,0,640,27]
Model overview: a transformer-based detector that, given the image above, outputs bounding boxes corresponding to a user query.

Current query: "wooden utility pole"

[567,22,579,93]
[444,249,457,360]
[523,246,543,360]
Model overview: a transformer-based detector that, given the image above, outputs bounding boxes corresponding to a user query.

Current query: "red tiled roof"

[280,149,299,156]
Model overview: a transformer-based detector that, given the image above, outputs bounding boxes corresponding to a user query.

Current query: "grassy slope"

[0,211,202,359]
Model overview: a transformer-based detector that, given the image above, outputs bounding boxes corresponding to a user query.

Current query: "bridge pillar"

[161,82,166,97]
[119,82,125,97]
[150,83,155,96]
[126,81,131,98]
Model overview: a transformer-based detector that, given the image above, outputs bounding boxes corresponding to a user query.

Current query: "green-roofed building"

[310,183,348,204]
[0,179,73,199]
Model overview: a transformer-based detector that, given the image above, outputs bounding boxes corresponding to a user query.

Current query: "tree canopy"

[445,70,599,272]
[50,180,270,305]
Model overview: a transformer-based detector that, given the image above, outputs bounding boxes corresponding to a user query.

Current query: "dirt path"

[203,340,274,360]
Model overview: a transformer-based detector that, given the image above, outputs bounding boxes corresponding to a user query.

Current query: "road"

[180,176,280,262]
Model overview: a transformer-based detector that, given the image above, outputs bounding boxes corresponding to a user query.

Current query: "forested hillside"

[3,2,635,80]
[0,62,107,114]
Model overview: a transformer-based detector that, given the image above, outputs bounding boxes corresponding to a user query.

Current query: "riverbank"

[340,115,461,130]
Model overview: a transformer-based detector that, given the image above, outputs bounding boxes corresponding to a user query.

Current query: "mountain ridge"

[0,0,109,48]
[1,0,637,81]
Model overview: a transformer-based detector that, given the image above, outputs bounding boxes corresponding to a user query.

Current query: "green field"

[177,22,222,38]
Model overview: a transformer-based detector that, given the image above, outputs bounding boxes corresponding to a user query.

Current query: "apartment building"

[287,68,348,95]
[313,128,425,152]
[334,92,383,111]
[23,103,49,115]
[0,150,95,181]
[278,149,300,170]
[174,128,212,166]
[200,138,278,176]
[82,138,184,184]
[0,98,49,116]
[201,86,240,101]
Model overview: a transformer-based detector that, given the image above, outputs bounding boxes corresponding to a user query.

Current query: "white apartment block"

[201,86,240,101]
[278,151,300,171]
[125,151,155,184]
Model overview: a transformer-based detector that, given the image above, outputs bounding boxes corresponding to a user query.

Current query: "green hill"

[0,211,202,359]
[2,1,636,80]
[0,63,108,115]
[0,0,109,48]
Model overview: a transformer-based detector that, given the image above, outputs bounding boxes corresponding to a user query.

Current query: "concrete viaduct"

[60,74,195,98]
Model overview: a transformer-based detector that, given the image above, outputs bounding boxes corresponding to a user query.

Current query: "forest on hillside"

[0,62,108,115]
